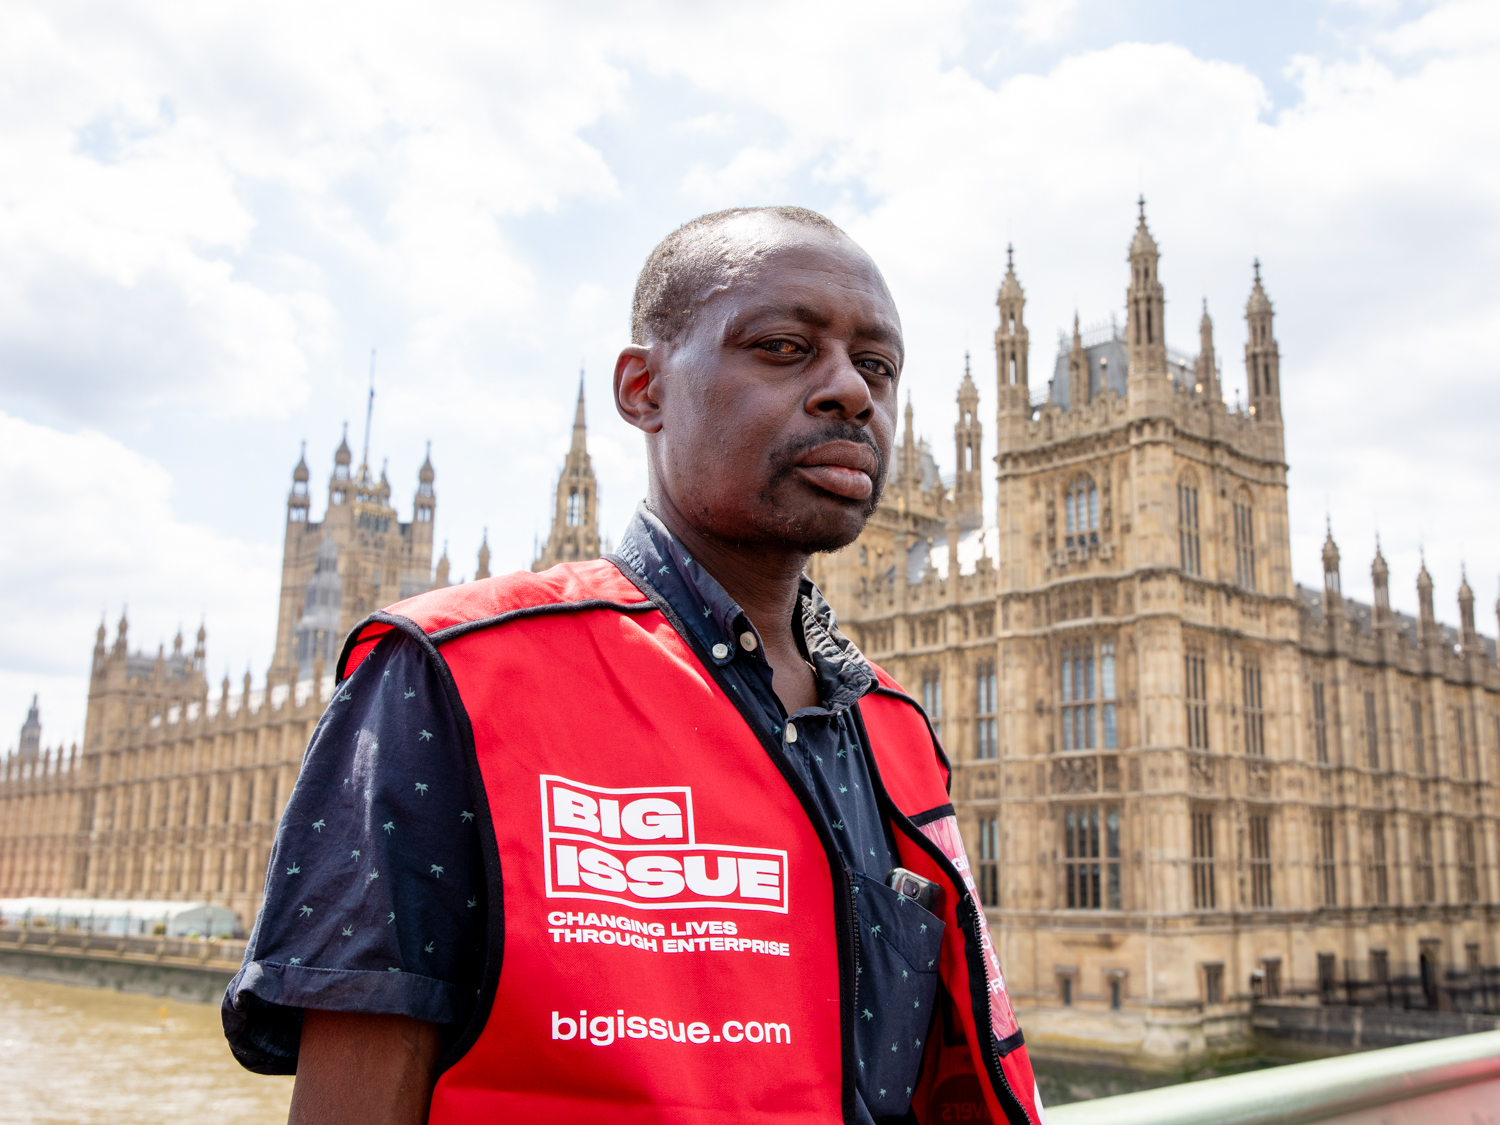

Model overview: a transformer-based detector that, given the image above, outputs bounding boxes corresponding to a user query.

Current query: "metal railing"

[1046,1028,1500,1125]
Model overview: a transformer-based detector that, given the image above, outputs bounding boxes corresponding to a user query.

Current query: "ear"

[614,345,665,435]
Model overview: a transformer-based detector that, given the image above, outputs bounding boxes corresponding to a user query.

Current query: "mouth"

[791,441,879,502]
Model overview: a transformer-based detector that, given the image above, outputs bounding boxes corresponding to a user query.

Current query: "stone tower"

[953,356,983,532]
[533,379,601,571]
[268,423,438,684]
[1245,260,1282,428]
[16,696,40,762]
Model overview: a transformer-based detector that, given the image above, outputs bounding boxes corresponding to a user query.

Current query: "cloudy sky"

[3,0,1497,747]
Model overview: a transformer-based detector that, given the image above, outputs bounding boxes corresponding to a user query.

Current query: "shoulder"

[338,560,650,679]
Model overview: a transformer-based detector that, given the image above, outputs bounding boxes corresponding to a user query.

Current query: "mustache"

[768,424,888,502]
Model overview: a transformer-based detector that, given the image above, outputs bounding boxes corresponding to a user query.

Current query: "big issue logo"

[540,776,789,913]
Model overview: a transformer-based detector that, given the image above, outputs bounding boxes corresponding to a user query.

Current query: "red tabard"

[340,559,1042,1125]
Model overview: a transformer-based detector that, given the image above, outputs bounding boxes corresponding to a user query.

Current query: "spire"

[293,442,309,483]
[533,376,602,571]
[1125,197,1168,400]
[1067,312,1088,409]
[1371,537,1391,626]
[1322,519,1342,603]
[435,542,451,588]
[361,348,376,474]
[1245,259,1282,428]
[17,695,41,763]
[335,423,352,468]
[995,245,1030,422]
[953,358,983,531]
[570,371,588,455]
[1416,552,1436,645]
[419,441,434,484]
[1459,565,1477,645]
[1195,300,1221,401]
[476,529,491,581]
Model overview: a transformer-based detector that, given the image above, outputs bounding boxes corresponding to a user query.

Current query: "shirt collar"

[613,504,874,713]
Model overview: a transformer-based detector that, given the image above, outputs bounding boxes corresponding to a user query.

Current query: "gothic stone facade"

[0,441,467,927]
[0,410,601,929]
[808,208,1500,1064]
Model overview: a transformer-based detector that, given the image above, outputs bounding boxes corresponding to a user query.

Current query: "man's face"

[629,218,903,555]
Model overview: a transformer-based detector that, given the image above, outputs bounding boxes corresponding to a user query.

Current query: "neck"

[645,490,808,648]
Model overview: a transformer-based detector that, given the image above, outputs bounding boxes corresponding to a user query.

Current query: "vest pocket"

[850,870,946,1119]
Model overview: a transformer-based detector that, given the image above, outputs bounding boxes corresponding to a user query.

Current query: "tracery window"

[1317,812,1338,906]
[1313,682,1329,764]
[1061,641,1117,751]
[1368,815,1389,905]
[1191,807,1216,910]
[1249,813,1273,907]
[1178,480,1201,575]
[921,668,943,740]
[976,816,999,907]
[1233,494,1256,591]
[566,487,583,526]
[1062,803,1121,910]
[1242,661,1264,757]
[1365,692,1380,769]
[1185,649,1209,750]
[1065,475,1099,549]
[975,660,997,760]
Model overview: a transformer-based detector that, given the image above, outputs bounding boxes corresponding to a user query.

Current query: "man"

[225,206,1043,1125]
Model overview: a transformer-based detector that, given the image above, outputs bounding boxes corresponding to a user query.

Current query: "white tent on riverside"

[0,897,242,938]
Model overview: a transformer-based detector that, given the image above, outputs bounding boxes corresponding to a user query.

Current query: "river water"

[0,976,293,1124]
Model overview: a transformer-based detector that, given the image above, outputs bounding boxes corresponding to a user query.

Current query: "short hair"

[631,206,848,346]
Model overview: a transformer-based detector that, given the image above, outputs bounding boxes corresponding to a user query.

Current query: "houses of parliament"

[3,207,1496,1065]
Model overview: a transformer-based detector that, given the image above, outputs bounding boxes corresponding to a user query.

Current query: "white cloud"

[2,0,1500,746]
[0,411,279,746]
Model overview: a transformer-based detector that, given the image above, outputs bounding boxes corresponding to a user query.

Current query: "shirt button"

[739,632,758,652]
[785,722,798,744]
[711,643,730,660]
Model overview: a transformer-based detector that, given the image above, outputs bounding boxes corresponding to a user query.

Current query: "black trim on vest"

[338,610,508,1075]
[908,803,956,828]
[605,555,861,1125]
[429,599,655,645]
[848,702,1032,1125]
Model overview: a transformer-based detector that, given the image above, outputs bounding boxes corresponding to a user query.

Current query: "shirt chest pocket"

[850,870,946,1119]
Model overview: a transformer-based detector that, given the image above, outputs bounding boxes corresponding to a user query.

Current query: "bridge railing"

[1046,1028,1500,1125]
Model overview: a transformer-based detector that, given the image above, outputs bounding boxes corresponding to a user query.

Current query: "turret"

[1417,556,1437,647]
[1125,197,1169,413]
[1372,539,1391,628]
[193,621,207,672]
[330,425,353,509]
[113,608,128,656]
[93,618,107,672]
[1322,522,1342,614]
[1066,315,1087,409]
[1459,568,1477,651]
[952,356,983,532]
[476,530,491,581]
[533,377,603,571]
[288,443,311,523]
[1196,301,1221,403]
[16,696,40,763]
[1245,260,1281,424]
[995,245,1030,407]
[414,443,435,525]
[435,543,451,588]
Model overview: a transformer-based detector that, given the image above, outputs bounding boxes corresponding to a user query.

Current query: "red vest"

[341,559,1042,1125]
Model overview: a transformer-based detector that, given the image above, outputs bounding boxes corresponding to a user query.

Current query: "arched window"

[1065,475,1099,549]
[1008,356,1017,384]
[566,488,582,526]
[1178,478,1201,575]
[1233,490,1255,591]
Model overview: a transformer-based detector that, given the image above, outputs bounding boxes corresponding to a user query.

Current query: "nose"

[808,347,875,423]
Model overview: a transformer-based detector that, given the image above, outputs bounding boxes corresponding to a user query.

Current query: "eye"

[757,339,804,357]
[857,357,896,378]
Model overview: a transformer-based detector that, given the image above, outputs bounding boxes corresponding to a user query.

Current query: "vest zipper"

[847,703,1035,1125]
[607,560,863,1124]
[956,893,1026,1122]
[847,864,862,1014]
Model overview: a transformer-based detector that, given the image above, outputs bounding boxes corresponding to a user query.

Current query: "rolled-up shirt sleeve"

[223,631,486,1074]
